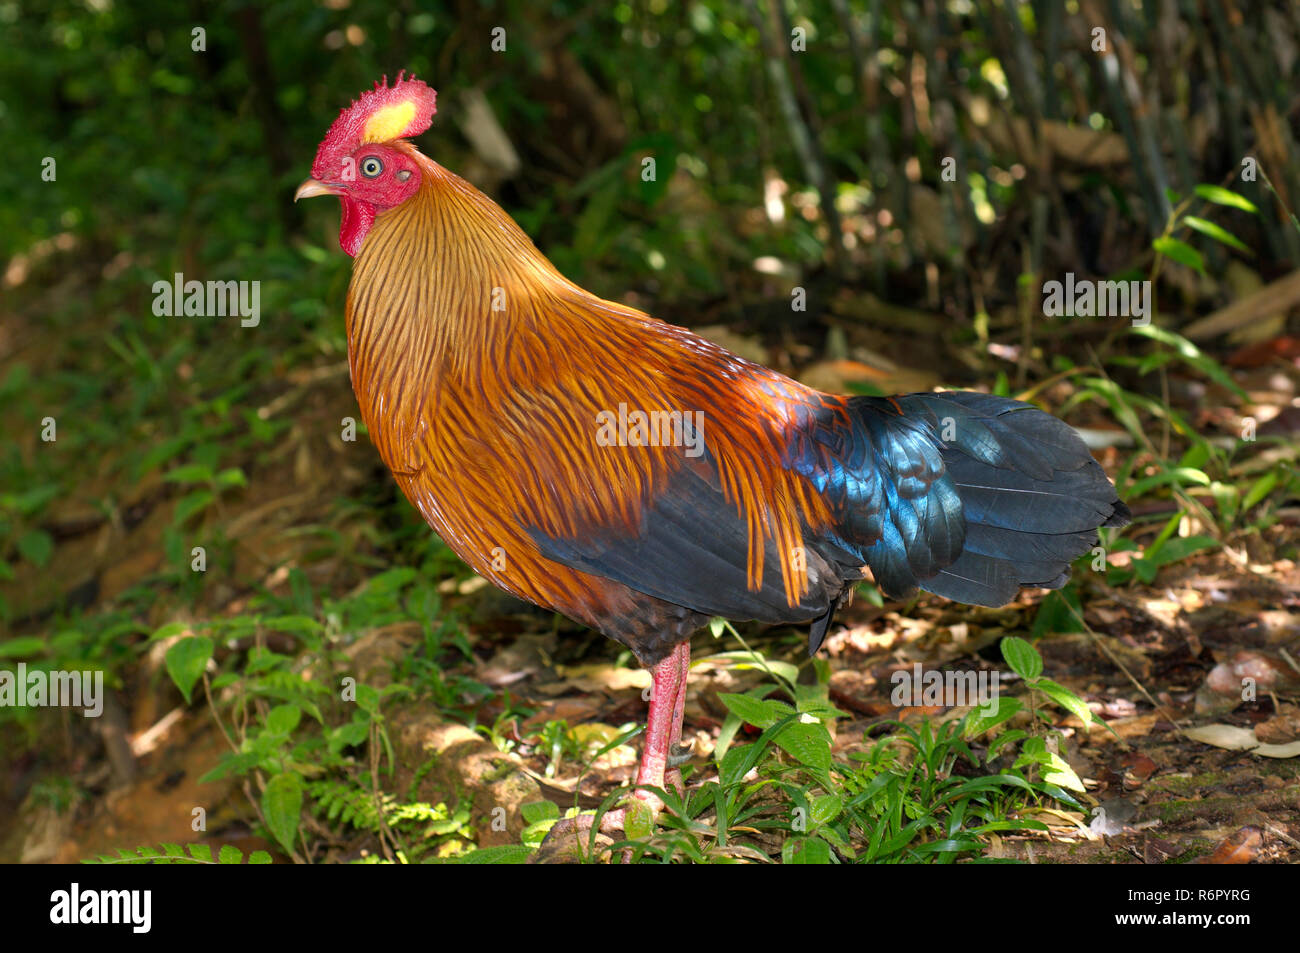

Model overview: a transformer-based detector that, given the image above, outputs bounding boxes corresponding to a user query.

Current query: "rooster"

[296,76,1130,845]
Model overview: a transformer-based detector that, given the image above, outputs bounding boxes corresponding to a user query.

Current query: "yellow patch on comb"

[362,101,418,144]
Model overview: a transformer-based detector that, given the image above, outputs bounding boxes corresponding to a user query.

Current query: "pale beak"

[294,178,342,202]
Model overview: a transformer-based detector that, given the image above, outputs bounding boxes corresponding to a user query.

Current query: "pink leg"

[663,641,691,797]
[534,640,693,859]
[633,640,690,809]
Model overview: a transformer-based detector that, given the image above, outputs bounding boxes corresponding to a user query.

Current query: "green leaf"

[988,729,1027,756]
[1180,442,1212,470]
[963,696,1024,737]
[330,721,369,749]
[173,490,215,525]
[1242,471,1279,512]
[855,581,884,607]
[248,851,272,864]
[262,773,303,855]
[719,713,798,786]
[363,567,417,594]
[353,683,380,713]
[1144,534,1218,570]
[453,845,531,864]
[1030,587,1084,640]
[164,636,214,704]
[186,844,213,863]
[712,712,743,763]
[1183,216,1251,253]
[17,529,53,567]
[784,836,832,864]
[218,844,243,864]
[0,636,46,658]
[809,793,843,827]
[1001,637,1042,679]
[1041,750,1086,792]
[1193,184,1258,214]
[264,704,301,736]
[214,467,248,488]
[710,651,800,687]
[1017,735,1048,762]
[521,801,559,825]
[164,463,215,484]
[263,614,323,635]
[1034,678,1097,732]
[718,692,790,729]
[1209,482,1240,526]
[3,484,59,516]
[624,799,655,840]
[1128,324,1249,400]
[149,621,191,642]
[1126,466,1211,498]
[1152,236,1204,273]
[774,721,832,774]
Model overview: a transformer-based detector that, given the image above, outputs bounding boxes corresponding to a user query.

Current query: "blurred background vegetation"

[2,0,1299,864]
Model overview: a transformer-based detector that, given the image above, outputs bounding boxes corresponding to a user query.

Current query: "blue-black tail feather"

[800,391,1128,653]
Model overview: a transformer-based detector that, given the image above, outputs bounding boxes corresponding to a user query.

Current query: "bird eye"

[360,156,384,178]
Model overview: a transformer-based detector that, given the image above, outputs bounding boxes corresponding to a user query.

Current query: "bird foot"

[530,790,662,864]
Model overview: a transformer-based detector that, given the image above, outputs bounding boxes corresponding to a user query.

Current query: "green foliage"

[534,719,586,779]
[1060,294,1291,585]
[83,843,272,865]
[998,636,1107,792]
[163,635,213,704]
[512,634,1100,864]
[309,777,473,862]
[143,567,485,862]
[1153,183,1258,276]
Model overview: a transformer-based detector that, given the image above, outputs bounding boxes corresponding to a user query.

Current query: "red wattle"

[339,196,376,258]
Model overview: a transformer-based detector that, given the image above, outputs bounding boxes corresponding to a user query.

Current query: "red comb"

[311,72,437,178]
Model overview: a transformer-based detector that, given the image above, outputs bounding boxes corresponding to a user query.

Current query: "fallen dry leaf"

[1183,724,1300,758]
[1121,751,1158,784]
[1254,706,1300,745]
[1200,826,1263,865]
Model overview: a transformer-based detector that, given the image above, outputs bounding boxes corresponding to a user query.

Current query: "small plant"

[1151,183,1258,278]
[309,777,474,862]
[498,629,1102,864]
[533,719,586,778]
[144,568,471,863]
[990,636,1106,793]
[83,843,272,864]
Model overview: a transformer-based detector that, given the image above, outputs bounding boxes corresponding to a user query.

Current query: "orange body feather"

[345,147,839,661]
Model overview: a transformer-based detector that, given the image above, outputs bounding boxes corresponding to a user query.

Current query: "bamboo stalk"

[745,0,848,277]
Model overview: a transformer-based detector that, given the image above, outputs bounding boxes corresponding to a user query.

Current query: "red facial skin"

[320,144,423,257]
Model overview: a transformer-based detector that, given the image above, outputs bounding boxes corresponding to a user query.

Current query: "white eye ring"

[360,156,384,178]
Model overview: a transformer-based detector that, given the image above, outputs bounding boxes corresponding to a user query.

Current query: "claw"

[530,808,626,864]
[533,788,665,864]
